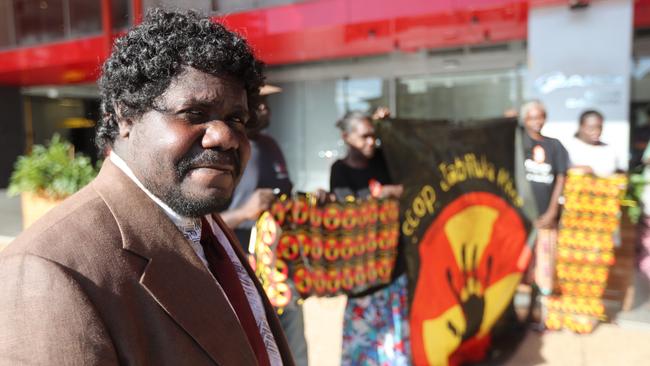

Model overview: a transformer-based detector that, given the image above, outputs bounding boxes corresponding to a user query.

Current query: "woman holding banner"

[330,109,410,366]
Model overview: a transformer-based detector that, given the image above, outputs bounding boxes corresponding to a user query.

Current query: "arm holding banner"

[536,174,565,229]
[537,139,570,229]
[221,188,275,228]
[378,184,404,199]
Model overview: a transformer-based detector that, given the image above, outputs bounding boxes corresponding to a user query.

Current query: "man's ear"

[116,118,133,138]
[114,103,133,139]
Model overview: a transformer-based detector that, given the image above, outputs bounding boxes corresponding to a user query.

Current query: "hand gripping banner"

[378,118,532,366]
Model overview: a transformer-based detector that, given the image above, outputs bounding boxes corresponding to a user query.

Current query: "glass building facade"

[0,0,130,49]
[265,48,526,191]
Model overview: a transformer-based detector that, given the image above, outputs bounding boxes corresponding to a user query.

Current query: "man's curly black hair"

[96,8,265,152]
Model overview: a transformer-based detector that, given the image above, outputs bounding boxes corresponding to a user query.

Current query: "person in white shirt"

[565,110,626,177]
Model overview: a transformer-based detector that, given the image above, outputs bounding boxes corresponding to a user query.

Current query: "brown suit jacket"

[0,160,295,366]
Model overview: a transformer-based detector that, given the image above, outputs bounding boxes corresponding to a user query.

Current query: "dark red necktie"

[199,218,271,366]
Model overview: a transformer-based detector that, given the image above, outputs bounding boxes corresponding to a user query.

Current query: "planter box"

[21,192,63,229]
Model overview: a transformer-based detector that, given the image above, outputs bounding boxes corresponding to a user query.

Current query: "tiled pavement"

[303,296,650,366]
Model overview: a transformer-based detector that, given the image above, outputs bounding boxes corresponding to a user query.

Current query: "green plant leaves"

[623,171,649,224]
[8,134,98,200]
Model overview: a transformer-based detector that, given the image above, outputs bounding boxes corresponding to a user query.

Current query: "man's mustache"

[176,150,241,178]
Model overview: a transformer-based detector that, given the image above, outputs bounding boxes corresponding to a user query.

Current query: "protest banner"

[379,118,532,366]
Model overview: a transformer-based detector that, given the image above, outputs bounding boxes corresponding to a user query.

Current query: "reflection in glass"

[0,2,14,48]
[69,0,101,36]
[217,0,296,13]
[69,0,130,33]
[112,0,130,30]
[14,0,65,45]
[336,78,389,115]
[397,70,522,121]
[630,57,650,166]
[263,77,390,191]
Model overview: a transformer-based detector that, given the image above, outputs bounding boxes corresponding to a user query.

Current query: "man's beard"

[159,187,233,218]
[144,149,241,218]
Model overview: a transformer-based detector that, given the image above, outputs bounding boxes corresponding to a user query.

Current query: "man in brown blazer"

[0,9,294,366]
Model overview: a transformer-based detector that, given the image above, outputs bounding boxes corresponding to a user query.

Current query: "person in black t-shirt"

[330,110,410,365]
[520,100,569,228]
[520,100,569,325]
[330,110,406,281]
[330,109,403,200]
[330,150,391,199]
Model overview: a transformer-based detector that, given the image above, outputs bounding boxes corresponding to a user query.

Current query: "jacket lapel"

[210,214,295,366]
[92,160,257,365]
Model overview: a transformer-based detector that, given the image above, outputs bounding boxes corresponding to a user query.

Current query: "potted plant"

[8,134,98,228]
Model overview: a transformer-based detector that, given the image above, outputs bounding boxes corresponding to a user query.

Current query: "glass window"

[145,0,212,14]
[70,0,130,32]
[630,57,650,166]
[265,77,389,192]
[0,2,15,48]
[257,0,298,8]
[397,70,522,121]
[14,0,65,46]
[216,0,255,13]
[28,96,99,162]
[216,0,299,13]
[336,78,389,115]
[265,80,342,191]
[69,0,101,36]
[7,0,130,45]
[29,97,80,149]
[112,0,130,30]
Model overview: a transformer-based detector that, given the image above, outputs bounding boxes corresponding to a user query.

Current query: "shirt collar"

[109,151,201,231]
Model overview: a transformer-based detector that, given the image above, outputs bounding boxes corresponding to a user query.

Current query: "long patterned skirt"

[341,274,411,366]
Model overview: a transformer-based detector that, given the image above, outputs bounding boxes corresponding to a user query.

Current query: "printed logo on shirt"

[525,145,554,185]
[532,145,546,164]
[368,178,382,198]
[274,162,289,180]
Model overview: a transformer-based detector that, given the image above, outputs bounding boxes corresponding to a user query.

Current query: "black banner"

[379,118,532,366]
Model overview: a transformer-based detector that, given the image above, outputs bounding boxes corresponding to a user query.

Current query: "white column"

[528,0,633,167]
